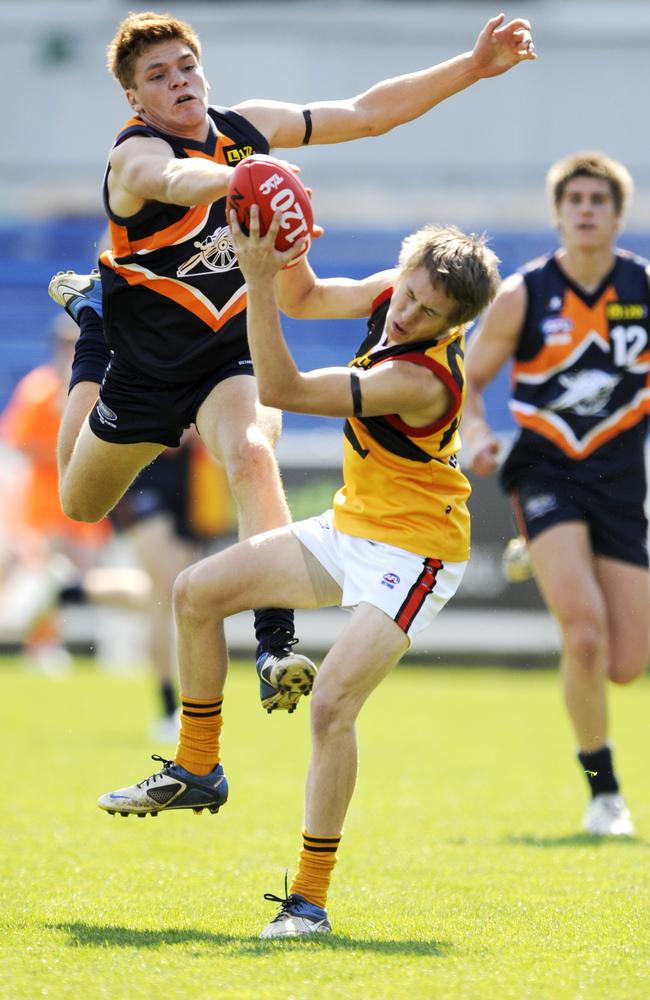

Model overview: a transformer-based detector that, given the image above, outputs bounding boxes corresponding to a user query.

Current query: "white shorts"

[292,509,467,642]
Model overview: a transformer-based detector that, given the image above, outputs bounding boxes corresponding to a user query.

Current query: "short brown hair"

[547,151,633,217]
[398,224,501,326]
[107,10,202,89]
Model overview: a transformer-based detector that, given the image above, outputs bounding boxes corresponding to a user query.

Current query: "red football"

[226,153,313,255]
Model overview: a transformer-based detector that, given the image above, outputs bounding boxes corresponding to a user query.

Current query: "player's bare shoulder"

[495,270,527,304]
[478,270,528,342]
[231,99,306,148]
[108,134,176,216]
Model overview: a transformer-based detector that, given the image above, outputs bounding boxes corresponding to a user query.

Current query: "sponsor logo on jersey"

[541,316,573,338]
[381,572,400,589]
[176,226,238,277]
[225,145,254,164]
[96,400,118,427]
[606,302,648,321]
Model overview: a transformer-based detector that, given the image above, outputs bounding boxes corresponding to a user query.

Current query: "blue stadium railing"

[2,220,650,435]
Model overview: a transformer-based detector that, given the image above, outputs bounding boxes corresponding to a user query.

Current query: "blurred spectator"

[0,314,236,742]
[0,314,111,672]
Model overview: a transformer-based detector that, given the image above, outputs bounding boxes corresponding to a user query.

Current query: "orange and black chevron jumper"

[99,105,269,382]
[501,250,650,495]
[333,288,472,563]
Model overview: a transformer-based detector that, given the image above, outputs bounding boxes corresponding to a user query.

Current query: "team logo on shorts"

[96,400,118,427]
[523,492,558,520]
[381,572,400,589]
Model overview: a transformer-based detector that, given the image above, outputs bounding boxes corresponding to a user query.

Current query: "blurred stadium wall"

[1,0,649,662]
[2,1,650,225]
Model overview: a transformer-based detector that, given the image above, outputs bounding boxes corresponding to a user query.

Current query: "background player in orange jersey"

[463,152,650,837]
[97,209,502,939]
[0,310,234,729]
[53,9,535,715]
[0,316,111,671]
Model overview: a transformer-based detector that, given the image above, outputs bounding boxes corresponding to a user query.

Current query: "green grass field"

[2,656,649,1000]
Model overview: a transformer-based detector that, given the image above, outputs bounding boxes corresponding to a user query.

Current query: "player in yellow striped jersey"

[98,209,501,937]
[55,8,535,715]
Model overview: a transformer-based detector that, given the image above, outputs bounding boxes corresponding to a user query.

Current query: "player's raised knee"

[226,435,277,492]
[173,564,214,625]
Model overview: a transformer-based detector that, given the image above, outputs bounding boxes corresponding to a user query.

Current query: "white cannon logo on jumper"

[259,173,309,245]
[177,226,238,277]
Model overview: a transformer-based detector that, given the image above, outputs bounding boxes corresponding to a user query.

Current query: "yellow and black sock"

[175,695,223,775]
[290,831,341,910]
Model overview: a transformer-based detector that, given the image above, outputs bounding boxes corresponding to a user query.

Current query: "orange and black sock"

[175,695,223,775]
[290,831,342,910]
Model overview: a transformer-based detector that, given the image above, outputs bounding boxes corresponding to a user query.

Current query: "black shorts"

[511,474,649,568]
[88,350,254,447]
[109,447,197,541]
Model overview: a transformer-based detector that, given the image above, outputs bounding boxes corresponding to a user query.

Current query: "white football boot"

[583,794,635,836]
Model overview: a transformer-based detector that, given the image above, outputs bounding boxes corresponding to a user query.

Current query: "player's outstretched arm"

[230,207,352,415]
[463,273,527,476]
[276,259,397,321]
[238,14,535,148]
[109,135,233,211]
[232,208,450,423]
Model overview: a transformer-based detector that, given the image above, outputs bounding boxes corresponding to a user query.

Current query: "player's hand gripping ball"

[226,154,313,264]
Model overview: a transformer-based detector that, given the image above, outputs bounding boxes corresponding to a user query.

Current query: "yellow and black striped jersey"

[333,288,472,561]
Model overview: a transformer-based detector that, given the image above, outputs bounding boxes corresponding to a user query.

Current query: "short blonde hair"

[398,224,501,326]
[547,151,633,217]
[107,10,202,89]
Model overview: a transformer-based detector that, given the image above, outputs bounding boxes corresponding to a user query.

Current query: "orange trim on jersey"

[512,392,650,458]
[514,286,617,381]
[115,204,213,255]
[100,253,247,332]
[109,221,135,260]
[631,348,650,371]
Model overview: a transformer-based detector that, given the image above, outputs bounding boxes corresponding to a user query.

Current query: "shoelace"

[267,628,299,657]
[263,872,297,917]
[136,754,174,789]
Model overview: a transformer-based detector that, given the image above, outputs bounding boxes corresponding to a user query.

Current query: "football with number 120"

[226,154,313,256]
